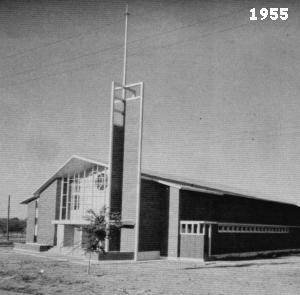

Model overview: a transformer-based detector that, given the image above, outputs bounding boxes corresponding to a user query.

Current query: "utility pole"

[105,4,130,253]
[7,195,10,241]
[122,3,129,99]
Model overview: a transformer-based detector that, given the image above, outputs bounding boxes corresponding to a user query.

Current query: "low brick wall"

[85,251,134,260]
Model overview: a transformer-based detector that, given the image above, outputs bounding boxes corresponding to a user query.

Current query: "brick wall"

[138,183,181,257]
[179,189,300,257]
[37,180,58,245]
[138,179,169,253]
[180,189,300,226]
[110,126,124,214]
[160,185,170,256]
[26,201,36,243]
[109,126,124,251]
[129,183,180,257]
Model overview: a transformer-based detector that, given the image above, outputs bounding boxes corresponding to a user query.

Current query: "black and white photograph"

[1,0,300,294]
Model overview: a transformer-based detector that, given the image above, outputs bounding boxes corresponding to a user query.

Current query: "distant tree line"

[0,218,26,234]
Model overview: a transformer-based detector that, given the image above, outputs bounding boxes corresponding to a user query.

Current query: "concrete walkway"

[11,247,300,268]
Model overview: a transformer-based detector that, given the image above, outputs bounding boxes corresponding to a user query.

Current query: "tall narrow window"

[34,199,39,242]
[61,178,68,220]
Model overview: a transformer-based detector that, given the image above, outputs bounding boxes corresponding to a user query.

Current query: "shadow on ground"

[184,260,298,270]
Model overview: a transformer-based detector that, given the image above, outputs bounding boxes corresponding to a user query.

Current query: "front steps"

[47,246,86,257]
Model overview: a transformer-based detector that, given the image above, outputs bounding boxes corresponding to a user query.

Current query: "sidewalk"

[12,246,300,268]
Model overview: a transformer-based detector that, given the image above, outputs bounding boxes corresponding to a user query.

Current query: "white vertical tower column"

[105,5,145,258]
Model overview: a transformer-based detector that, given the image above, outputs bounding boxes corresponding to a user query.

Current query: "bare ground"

[0,248,300,295]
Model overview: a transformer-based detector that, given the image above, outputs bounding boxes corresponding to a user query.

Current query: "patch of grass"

[20,273,39,282]
[0,269,16,277]
[0,282,43,295]
[0,266,87,295]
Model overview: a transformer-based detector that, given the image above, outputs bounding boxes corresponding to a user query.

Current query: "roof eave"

[21,155,108,204]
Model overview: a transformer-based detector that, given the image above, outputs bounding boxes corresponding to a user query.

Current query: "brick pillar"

[167,187,180,258]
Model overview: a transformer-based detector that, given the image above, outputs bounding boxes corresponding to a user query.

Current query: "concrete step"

[48,246,86,257]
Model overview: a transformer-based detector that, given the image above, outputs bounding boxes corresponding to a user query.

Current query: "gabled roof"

[21,155,107,204]
[21,155,297,207]
[141,170,296,206]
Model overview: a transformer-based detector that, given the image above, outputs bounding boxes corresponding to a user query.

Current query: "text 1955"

[250,8,288,21]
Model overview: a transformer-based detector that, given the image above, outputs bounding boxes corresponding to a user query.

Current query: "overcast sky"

[0,0,300,218]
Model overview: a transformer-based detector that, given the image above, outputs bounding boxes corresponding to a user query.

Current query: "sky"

[0,0,300,218]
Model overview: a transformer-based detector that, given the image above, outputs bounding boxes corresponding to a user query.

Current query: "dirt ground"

[0,248,300,295]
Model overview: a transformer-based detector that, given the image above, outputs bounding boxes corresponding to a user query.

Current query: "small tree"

[82,207,122,274]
